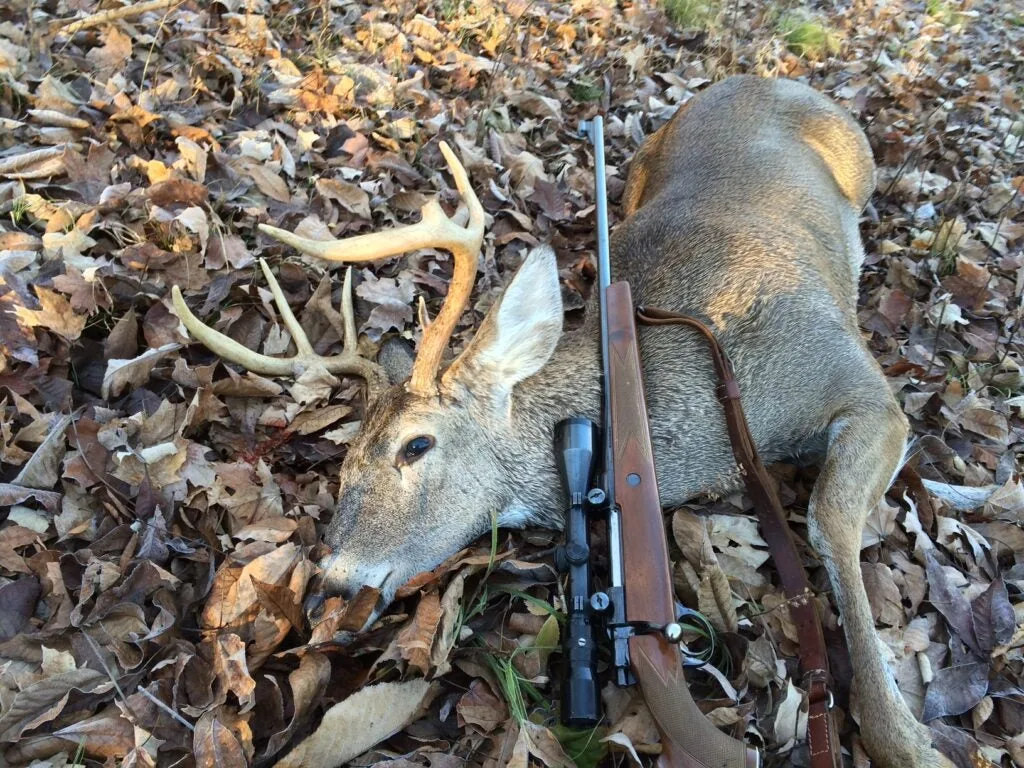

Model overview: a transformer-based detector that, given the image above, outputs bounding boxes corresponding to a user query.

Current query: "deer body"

[503,75,888,524]
[175,76,949,768]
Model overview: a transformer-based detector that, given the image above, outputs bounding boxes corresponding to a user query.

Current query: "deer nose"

[311,552,391,600]
[304,554,392,631]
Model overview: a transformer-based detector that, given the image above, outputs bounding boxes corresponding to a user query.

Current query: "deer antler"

[170,259,388,396]
[257,140,485,398]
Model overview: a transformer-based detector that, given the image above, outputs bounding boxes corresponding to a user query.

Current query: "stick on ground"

[55,0,183,36]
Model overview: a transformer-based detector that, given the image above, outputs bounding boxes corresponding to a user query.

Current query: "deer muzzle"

[304,550,394,629]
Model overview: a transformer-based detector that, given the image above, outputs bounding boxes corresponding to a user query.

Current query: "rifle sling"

[636,306,841,768]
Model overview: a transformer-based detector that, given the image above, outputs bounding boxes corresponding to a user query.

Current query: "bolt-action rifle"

[553,118,760,768]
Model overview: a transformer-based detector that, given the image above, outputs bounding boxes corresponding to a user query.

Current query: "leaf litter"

[0,0,1021,766]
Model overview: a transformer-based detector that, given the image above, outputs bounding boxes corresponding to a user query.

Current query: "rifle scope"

[554,417,601,727]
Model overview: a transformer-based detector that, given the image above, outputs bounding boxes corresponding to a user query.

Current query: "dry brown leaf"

[516,720,576,768]
[266,651,331,756]
[513,612,560,681]
[397,590,443,675]
[771,680,806,749]
[862,562,906,628]
[201,543,300,631]
[456,678,507,733]
[213,633,257,711]
[194,711,247,768]
[698,563,738,633]
[252,578,304,631]
[429,568,471,676]
[102,343,183,399]
[236,517,298,544]
[12,413,72,490]
[0,145,68,179]
[53,710,135,758]
[274,678,434,768]
[0,668,105,742]
[605,690,661,756]
[14,287,87,341]
[316,178,371,219]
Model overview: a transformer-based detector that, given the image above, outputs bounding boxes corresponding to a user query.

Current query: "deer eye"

[400,435,434,464]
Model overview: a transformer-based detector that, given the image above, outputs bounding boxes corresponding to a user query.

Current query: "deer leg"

[806,400,950,768]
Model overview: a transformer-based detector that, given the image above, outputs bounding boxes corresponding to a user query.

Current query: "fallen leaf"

[771,679,806,749]
[194,711,247,768]
[53,710,135,758]
[922,661,989,721]
[0,668,106,741]
[516,720,575,768]
[456,678,507,733]
[514,612,560,680]
[971,579,1015,654]
[102,343,183,399]
[862,562,905,628]
[274,678,434,768]
[924,550,979,653]
[12,413,72,490]
[201,543,300,631]
[316,178,371,218]
[14,287,87,341]
[0,576,40,641]
[397,590,443,675]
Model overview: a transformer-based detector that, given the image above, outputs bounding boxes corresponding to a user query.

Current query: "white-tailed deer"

[172,76,950,767]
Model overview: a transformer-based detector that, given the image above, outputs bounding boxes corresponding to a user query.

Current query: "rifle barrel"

[579,117,629,684]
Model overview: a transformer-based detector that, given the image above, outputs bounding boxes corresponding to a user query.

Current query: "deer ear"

[441,246,563,404]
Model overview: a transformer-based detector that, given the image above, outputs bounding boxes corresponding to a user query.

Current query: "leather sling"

[637,305,842,768]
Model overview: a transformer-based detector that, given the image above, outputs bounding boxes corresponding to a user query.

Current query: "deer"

[170,75,953,768]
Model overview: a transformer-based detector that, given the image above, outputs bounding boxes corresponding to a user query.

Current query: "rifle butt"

[631,634,759,768]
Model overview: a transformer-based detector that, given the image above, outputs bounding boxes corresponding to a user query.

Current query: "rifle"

[554,117,760,768]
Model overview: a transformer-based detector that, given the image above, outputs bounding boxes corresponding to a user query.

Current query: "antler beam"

[257,141,484,398]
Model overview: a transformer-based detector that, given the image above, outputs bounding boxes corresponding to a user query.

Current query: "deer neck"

[515,320,603,427]
[503,299,741,526]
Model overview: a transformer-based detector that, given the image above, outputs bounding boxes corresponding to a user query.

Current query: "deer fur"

[304,75,948,767]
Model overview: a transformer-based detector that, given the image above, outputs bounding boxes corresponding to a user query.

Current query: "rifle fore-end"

[606,282,758,768]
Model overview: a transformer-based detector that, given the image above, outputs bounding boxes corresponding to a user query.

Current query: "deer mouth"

[303,564,395,639]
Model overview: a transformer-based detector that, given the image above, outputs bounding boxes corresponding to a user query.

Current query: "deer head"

[171,143,573,623]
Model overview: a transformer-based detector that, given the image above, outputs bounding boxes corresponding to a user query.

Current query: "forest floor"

[0,0,1021,766]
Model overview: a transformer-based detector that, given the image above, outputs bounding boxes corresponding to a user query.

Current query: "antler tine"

[258,140,485,398]
[170,259,387,395]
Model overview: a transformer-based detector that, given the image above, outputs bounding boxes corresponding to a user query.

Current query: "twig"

[55,0,182,36]
[81,631,131,708]
[135,685,196,732]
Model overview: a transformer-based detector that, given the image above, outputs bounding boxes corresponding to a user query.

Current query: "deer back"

[595,75,889,507]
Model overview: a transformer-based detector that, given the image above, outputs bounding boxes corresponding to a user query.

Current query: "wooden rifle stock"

[606,282,759,768]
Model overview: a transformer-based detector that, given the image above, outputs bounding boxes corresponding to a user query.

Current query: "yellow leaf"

[14,287,87,341]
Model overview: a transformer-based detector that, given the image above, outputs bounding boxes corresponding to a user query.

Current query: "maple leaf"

[13,286,88,341]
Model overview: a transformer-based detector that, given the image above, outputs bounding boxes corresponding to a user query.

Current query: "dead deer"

[172,76,951,768]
